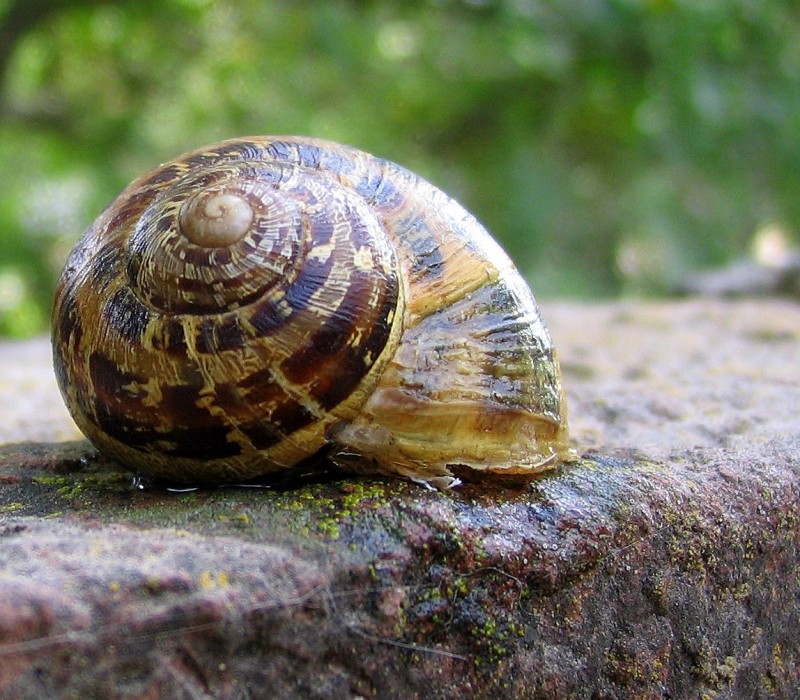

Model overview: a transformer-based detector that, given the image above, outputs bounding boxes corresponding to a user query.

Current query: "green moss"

[33,475,70,486]
[214,511,252,528]
[14,463,410,541]
[340,481,393,511]
[32,471,132,501]
[60,472,132,500]
[0,501,24,512]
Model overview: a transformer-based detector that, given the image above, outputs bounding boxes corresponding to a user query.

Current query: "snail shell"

[52,137,570,488]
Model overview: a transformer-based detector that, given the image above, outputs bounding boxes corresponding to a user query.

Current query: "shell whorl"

[52,136,569,485]
[125,162,379,315]
[53,140,407,481]
[179,190,254,248]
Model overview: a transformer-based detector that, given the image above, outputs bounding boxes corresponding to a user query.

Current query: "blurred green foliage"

[1,0,798,336]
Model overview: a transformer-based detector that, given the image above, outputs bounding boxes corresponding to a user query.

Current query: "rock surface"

[0,299,798,699]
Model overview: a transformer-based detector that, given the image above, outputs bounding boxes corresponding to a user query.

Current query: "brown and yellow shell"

[51,136,570,488]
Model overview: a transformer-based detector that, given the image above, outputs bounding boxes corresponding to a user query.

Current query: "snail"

[51,136,570,489]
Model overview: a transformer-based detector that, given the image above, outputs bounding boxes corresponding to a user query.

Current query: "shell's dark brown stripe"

[128,242,282,318]
[154,369,312,457]
[156,426,242,459]
[99,417,242,460]
[155,215,173,234]
[52,291,83,404]
[161,144,261,183]
[55,290,83,353]
[88,352,128,394]
[246,274,329,338]
[262,140,356,181]
[193,314,248,353]
[361,272,401,354]
[149,317,187,355]
[181,151,222,170]
[281,266,398,411]
[138,164,183,188]
[101,186,160,241]
[320,148,357,178]
[265,140,295,163]
[346,209,384,249]
[88,243,125,292]
[235,368,280,403]
[160,384,221,425]
[267,398,318,437]
[247,297,292,337]
[172,273,260,306]
[354,165,404,210]
[102,288,152,345]
[87,351,243,459]
[312,272,398,410]
[52,346,71,399]
[234,370,319,449]
[168,274,220,298]
[239,405,316,450]
[294,143,323,169]
[214,315,249,350]
[280,321,348,388]
[237,163,284,186]
[241,212,337,342]
[213,141,264,163]
[358,161,449,279]
[90,409,152,449]
[195,319,218,355]
[236,370,317,435]
[276,199,353,315]
[237,423,283,451]
[124,237,147,280]
[87,353,145,432]
[298,215,334,249]
[87,352,244,458]
[210,246,234,266]
[281,256,331,314]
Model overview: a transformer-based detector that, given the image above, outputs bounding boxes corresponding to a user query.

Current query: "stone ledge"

[0,299,798,699]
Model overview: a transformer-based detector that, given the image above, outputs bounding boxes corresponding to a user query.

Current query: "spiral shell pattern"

[52,137,569,485]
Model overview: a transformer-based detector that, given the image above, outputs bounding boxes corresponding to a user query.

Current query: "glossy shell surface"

[52,136,569,485]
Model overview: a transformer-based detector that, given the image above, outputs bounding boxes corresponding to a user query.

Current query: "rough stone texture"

[0,299,798,699]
